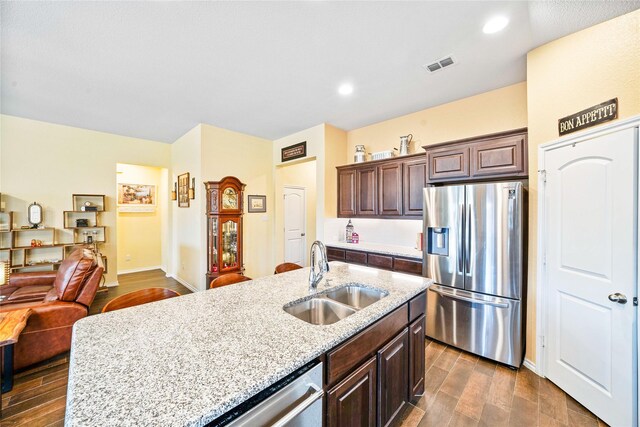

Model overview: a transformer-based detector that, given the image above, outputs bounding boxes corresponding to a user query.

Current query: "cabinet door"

[470,134,527,178]
[377,162,402,216]
[338,168,357,217]
[328,356,377,427]
[403,158,426,217]
[427,146,470,182]
[409,315,426,401]
[356,167,377,216]
[378,328,409,427]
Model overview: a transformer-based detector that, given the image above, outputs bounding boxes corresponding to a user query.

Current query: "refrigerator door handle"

[457,205,464,273]
[465,204,472,275]
[431,286,510,308]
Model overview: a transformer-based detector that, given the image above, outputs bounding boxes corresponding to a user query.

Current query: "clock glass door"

[208,217,218,273]
[221,219,238,270]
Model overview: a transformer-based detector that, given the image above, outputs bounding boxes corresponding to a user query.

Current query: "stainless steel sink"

[325,286,388,309]
[284,284,388,325]
[283,298,356,325]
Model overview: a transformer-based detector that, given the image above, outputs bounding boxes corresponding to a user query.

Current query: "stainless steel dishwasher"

[211,361,323,427]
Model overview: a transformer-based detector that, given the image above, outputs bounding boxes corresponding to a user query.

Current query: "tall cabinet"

[205,177,246,285]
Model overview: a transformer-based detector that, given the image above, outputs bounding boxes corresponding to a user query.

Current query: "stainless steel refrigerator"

[423,181,526,367]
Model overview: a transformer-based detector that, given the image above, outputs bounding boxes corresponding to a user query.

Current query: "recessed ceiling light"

[338,83,354,96]
[483,16,509,34]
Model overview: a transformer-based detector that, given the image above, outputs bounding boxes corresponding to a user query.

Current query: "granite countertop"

[65,262,431,427]
[326,241,423,260]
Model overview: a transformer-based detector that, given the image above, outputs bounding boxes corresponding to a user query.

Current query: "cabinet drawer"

[345,250,367,265]
[408,291,426,322]
[327,247,346,261]
[393,258,423,276]
[327,304,408,386]
[427,146,470,181]
[367,253,393,270]
[471,135,526,177]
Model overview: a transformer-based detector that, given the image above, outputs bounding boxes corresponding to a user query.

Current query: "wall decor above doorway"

[281,141,307,162]
[178,173,190,208]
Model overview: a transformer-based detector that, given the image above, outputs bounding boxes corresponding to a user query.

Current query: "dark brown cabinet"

[424,128,528,184]
[409,315,426,401]
[337,153,426,219]
[403,157,427,217]
[328,356,377,427]
[377,329,409,427]
[338,168,357,217]
[378,162,402,216]
[326,246,423,277]
[356,167,377,216]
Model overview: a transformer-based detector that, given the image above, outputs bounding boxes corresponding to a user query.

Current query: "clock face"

[222,188,238,210]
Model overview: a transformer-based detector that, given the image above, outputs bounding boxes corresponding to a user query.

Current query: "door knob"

[301,233,306,236]
[608,293,628,304]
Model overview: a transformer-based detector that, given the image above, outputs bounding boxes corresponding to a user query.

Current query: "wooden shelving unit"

[0,193,108,275]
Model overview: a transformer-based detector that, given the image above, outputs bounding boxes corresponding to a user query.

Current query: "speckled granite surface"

[326,241,423,260]
[65,262,431,427]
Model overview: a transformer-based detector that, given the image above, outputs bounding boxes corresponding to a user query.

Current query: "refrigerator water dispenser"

[427,227,449,256]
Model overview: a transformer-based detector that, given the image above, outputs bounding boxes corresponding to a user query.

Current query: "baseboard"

[104,280,119,287]
[523,358,538,375]
[117,265,165,275]
[169,274,199,293]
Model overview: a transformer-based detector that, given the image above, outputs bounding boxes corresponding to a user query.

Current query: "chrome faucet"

[309,240,330,293]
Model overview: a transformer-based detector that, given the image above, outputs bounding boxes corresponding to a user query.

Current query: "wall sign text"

[281,141,307,162]
[558,98,618,136]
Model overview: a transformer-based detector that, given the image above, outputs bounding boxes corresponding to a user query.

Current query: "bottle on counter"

[352,232,359,244]
[346,219,354,243]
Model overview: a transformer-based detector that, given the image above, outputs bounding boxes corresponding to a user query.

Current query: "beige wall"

[0,115,171,285]
[526,9,640,363]
[346,83,528,163]
[324,124,348,219]
[116,163,166,273]
[170,125,203,290]
[274,159,317,266]
[200,124,274,284]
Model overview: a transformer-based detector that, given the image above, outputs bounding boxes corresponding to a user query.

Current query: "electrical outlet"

[125,254,131,262]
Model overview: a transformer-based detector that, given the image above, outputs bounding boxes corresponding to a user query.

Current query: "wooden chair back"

[102,288,181,313]
[274,262,303,274]
[209,273,252,289]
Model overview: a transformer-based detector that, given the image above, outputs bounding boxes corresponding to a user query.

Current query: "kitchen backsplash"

[324,218,422,249]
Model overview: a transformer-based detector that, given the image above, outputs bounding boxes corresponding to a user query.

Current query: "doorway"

[116,163,169,274]
[283,186,306,265]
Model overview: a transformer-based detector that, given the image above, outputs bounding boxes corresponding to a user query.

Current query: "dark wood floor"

[396,338,608,427]
[0,269,191,426]
[1,272,606,426]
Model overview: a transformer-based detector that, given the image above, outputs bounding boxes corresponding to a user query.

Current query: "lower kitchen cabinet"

[377,329,409,427]
[325,293,426,427]
[409,315,426,401]
[328,356,378,427]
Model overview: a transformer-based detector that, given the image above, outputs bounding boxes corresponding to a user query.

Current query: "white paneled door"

[284,186,306,266]
[544,127,638,426]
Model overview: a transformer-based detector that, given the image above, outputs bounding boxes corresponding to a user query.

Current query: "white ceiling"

[1,1,638,143]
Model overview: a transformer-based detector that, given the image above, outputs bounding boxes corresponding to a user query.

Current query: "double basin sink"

[284,285,388,325]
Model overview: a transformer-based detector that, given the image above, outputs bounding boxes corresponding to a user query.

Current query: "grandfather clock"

[205,176,246,285]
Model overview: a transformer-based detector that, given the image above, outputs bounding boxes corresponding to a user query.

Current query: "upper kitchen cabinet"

[424,128,528,184]
[337,153,426,219]
[338,168,357,217]
[356,166,378,216]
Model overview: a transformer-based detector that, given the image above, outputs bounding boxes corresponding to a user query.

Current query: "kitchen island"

[65,262,431,426]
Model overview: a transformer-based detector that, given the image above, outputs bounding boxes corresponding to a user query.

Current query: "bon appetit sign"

[558,98,618,136]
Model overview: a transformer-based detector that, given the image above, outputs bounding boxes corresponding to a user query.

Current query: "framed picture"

[178,173,190,208]
[248,195,266,213]
[118,184,156,212]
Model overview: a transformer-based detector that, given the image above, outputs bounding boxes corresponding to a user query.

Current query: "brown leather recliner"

[0,248,103,370]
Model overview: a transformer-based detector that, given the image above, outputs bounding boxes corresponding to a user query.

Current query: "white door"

[544,127,637,426]
[284,187,306,265]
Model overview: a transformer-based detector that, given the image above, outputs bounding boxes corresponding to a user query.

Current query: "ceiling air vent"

[423,55,456,73]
